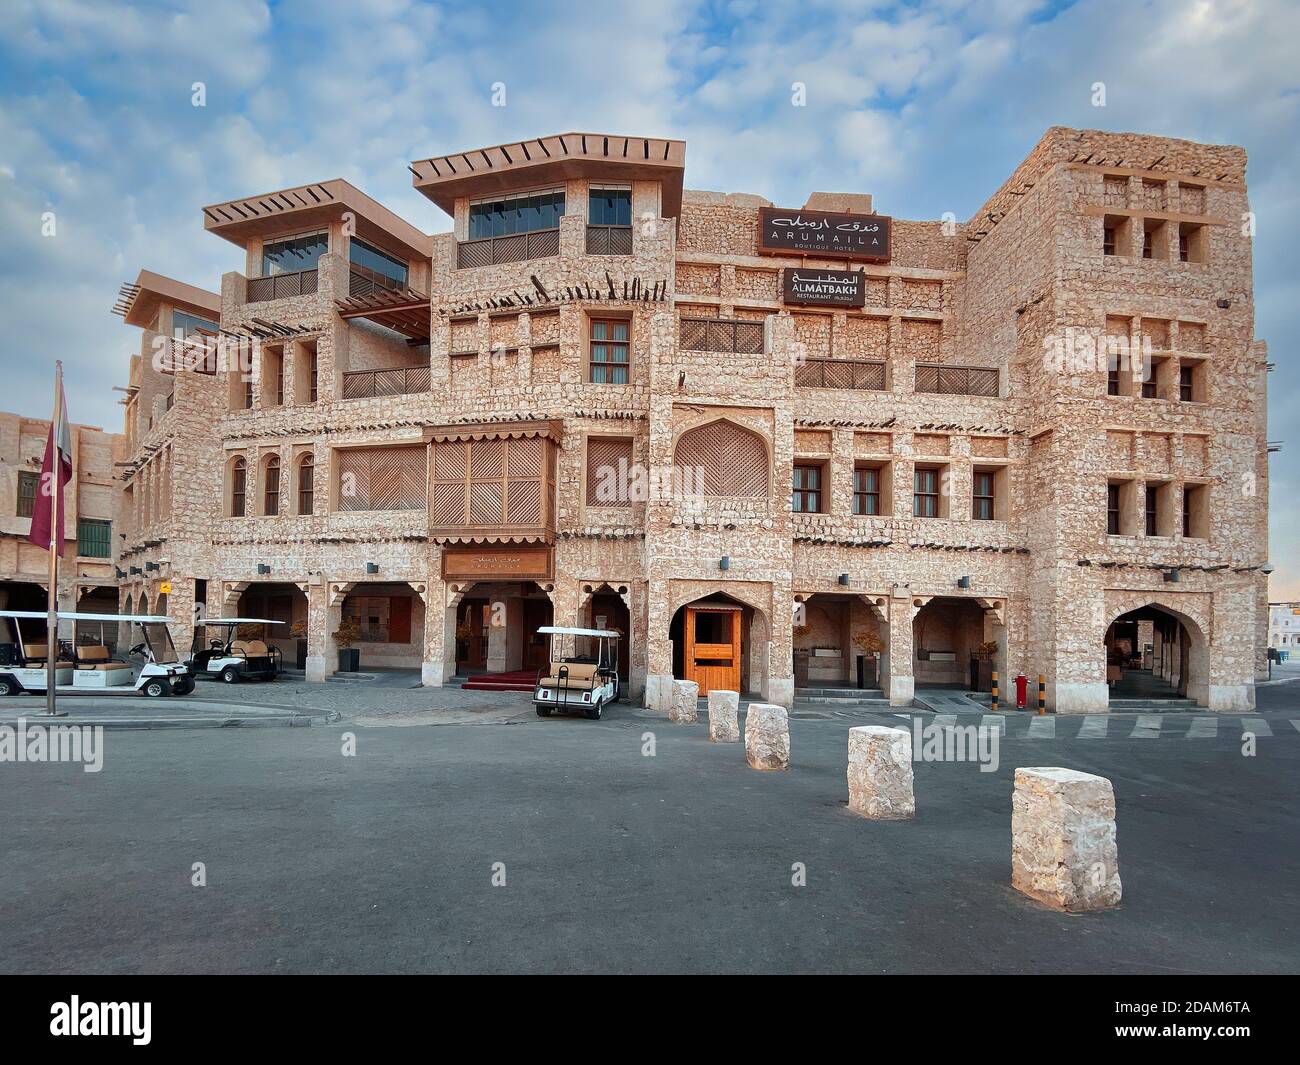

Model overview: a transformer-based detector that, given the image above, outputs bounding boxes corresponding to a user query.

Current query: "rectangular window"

[590,319,630,384]
[1183,483,1207,539]
[469,188,565,240]
[1103,224,1117,256]
[298,456,314,516]
[852,467,880,516]
[973,471,996,520]
[172,309,218,339]
[349,237,409,289]
[17,470,37,518]
[913,467,940,518]
[792,465,822,513]
[336,446,427,512]
[1145,483,1161,536]
[589,185,632,226]
[309,350,318,403]
[586,437,634,506]
[262,231,327,275]
[1107,483,1121,535]
[77,518,112,558]
[1179,364,1194,402]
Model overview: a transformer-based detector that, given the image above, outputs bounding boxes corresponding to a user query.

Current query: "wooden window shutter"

[586,437,634,505]
[673,420,769,497]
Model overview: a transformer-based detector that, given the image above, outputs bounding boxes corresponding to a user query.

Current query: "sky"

[0,0,1296,588]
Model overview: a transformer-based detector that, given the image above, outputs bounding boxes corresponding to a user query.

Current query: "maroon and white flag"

[28,362,73,556]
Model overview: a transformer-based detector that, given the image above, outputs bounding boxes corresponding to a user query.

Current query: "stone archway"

[1105,597,1209,708]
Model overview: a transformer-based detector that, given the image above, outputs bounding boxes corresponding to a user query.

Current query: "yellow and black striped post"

[991,670,999,712]
[1037,674,1046,715]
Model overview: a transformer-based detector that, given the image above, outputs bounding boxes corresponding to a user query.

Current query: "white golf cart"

[0,610,196,697]
[533,626,622,720]
[187,617,284,683]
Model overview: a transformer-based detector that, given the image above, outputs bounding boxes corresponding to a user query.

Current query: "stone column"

[847,726,915,819]
[304,580,332,683]
[886,594,915,706]
[744,702,790,770]
[669,679,698,723]
[707,689,739,742]
[1012,767,1121,912]
[421,576,451,687]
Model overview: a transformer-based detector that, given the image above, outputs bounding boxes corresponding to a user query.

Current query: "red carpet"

[461,670,537,692]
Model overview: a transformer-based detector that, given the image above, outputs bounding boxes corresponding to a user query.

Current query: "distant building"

[1268,602,1300,650]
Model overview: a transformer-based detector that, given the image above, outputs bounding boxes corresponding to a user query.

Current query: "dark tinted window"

[262,232,327,275]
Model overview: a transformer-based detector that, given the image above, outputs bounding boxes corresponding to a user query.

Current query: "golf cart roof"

[0,610,170,623]
[537,626,621,638]
[194,617,285,626]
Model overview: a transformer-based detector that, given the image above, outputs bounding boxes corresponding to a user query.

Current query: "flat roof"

[410,132,686,218]
[112,269,221,329]
[202,178,432,263]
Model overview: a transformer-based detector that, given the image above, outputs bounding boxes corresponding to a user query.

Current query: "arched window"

[263,456,281,516]
[230,458,247,517]
[673,419,769,497]
[138,593,150,616]
[298,454,315,515]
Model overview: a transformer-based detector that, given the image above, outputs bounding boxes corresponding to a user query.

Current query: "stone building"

[0,409,123,646]
[1267,602,1300,652]
[111,126,1270,712]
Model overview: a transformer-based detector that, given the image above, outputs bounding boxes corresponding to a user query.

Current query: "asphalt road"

[4,687,1299,975]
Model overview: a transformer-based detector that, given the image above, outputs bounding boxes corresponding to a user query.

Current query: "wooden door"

[683,605,741,695]
[456,599,488,671]
[522,598,553,673]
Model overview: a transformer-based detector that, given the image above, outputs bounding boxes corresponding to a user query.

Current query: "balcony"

[586,224,633,255]
[795,358,886,390]
[456,228,560,269]
[341,365,432,399]
[915,363,999,397]
[679,317,765,354]
[247,268,318,303]
[347,264,406,298]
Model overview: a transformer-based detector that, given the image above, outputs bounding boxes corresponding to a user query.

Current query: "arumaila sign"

[758,207,891,261]
[782,267,866,308]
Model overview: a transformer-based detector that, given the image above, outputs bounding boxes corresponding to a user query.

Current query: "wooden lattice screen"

[336,445,427,512]
[673,420,769,497]
[679,317,765,354]
[915,364,999,397]
[430,435,551,533]
[586,437,634,505]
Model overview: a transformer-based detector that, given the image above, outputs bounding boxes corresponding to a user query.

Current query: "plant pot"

[295,639,308,670]
[337,647,360,673]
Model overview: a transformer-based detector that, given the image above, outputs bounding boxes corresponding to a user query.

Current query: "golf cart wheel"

[220,666,240,684]
[173,677,195,696]
[536,706,551,717]
[586,701,603,721]
[144,679,170,698]
[0,678,16,697]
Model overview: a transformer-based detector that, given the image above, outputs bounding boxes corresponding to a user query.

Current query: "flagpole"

[45,361,62,717]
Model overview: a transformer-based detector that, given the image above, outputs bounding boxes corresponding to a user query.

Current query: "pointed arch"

[673,417,770,497]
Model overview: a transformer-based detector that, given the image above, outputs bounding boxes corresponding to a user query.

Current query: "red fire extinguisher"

[1015,673,1028,710]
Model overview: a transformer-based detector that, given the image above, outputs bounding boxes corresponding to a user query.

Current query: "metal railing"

[347,265,407,298]
[914,363,999,397]
[586,224,633,255]
[795,358,886,390]
[456,228,560,269]
[340,365,432,399]
[679,316,765,354]
[247,268,318,303]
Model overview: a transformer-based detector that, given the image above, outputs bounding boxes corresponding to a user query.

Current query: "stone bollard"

[744,702,790,770]
[847,726,915,820]
[1012,767,1122,912]
[669,679,699,724]
[707,690,740,742]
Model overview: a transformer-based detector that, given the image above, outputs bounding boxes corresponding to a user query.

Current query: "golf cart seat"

[25,648,75,665]
[75,645,133,671]
[537,662,600,688]
[242,639,270,657]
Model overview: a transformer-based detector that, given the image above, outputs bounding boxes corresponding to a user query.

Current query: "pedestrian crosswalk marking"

[1078,716,1108,739]
[1131,714,1162,739]
[981,714,1006,735]
[934,714,957,729]
[1187,717,1218,739]
[1241,716,1272,737]
[1291,720,1300,736]
[1027,716,1055,738]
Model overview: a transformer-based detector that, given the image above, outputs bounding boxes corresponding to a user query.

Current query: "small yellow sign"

[159,581,173,595]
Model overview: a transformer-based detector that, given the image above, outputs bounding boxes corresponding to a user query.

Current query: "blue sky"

[1,0,1296,588]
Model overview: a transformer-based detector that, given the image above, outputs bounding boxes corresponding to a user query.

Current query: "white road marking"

[1077,716,1108,739]
[1186,716,1218,739]
[1241,716,1272,737]
[934,714,957,729]
[1027,716,1055,738]
[1131,714,1162,738]
[981,715,1006,735]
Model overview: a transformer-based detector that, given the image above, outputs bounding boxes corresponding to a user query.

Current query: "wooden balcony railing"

[795,358,886,390]
[348,264,406,298]
[341,365,432,399]
[456,228,560,269]
[679,316,765,354]
[914,363,1000,397]
[586,224,633,255]
[247,268,318,303]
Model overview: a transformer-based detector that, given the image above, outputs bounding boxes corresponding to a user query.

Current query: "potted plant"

[290,617,308,670]
[852,629,884,688]
[333,616,362,673]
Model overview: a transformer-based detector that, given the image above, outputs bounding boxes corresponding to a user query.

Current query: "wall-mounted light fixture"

[257,563,271,575]
[145,562,160,572]
[128,566,141,576]
[957,575,971,589]
[114,567,126,580]
[719,556,730,571]
[1163,568,1180,583]
[838,573,850,586]
[366,562,379,575]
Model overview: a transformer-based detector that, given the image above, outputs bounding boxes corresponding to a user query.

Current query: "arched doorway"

[1105,603,1204,705]
[581,583,630,682]
[793,593,887,691]
[450,581,553,678]
[670,593,754,696]
[912,597,1002,691]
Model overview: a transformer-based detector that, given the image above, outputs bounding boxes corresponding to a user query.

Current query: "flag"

[28,362,73,556]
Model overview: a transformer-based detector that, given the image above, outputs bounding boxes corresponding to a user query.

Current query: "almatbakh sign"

[782,267,867,308]
[758,207,891,262]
